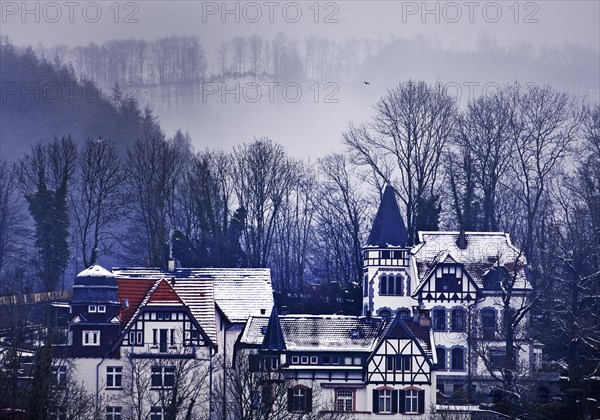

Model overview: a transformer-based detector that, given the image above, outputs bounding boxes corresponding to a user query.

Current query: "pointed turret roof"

[366,184,408,247]
[261,306,286,352]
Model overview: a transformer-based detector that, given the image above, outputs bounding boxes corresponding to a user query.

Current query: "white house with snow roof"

[56,265,274,420]
[363,184,543,402]
[235,308,437,418]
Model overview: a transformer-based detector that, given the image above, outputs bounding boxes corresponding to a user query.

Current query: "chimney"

[281,306,288,316]
[170,276,176,286]
[456,229,468,250]
[167,259,175,272]
[260,308,266,315]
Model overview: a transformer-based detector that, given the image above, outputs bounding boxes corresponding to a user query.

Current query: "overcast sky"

[3,1,598,52]
[2,1,599,157]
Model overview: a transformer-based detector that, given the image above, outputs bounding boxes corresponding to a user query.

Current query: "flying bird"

[363,81,370,85]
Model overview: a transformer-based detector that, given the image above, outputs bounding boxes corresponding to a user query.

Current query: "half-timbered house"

[363,183,542,402]
[235,307,436,418]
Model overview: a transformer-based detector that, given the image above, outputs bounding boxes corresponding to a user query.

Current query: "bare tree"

[506,84,583,266]
[70,138,124,268]
[0,160,28,276]
[452,87,516,231]
[311,153,369,286]
[123,133,186,266]
[343,80,457,243]
[232,138,299,268]
[222,349,350,420]
[271,162,317,292]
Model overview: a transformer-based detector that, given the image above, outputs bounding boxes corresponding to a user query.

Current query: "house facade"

[235,307,436,418]
[363,184,542,402]
[56,265,274,420]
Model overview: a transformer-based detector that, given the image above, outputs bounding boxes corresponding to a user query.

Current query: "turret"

[363,184,416,318]
[68,265,121,358]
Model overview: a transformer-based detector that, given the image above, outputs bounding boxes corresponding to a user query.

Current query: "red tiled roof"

[116,278,155,326]
[147,279,184,305]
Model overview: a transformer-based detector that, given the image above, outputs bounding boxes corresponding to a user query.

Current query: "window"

[489,348,516,369]
[436,347,446,369]
[128,330,143,345]
[387,355,411,372]
[288,386,312,413]
[98,305,106,313]
[82,330,100,346]
[398,308,411,318]
[451,308,465,331]
[149,407,164,420]
[52,365,67,383]
[151,366,175,388]
[310,356,318,364]
[106,406,122,420]
[262,356,279,371]
[436,273,461,292]
[482,309,496,339]
[405,389,418,413]
[451,348,464,370]
[291,356,299,364]
[300,356,308,364]
[378,389,392,413]
[378,309,391,319]
[363,274,369,297]
[399,389,425,414]
[380,275,404,295]
[106,366,122,388]
[336,389,354,412]
[88,305,97,313]
[433,309,446,331]
[322,356,330,364]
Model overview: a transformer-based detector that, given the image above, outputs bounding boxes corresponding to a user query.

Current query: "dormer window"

[88,305,97,313]
[97,305,106,313]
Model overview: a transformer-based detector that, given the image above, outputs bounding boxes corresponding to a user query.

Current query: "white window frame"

[97,305,106,313]
[88,305,97,313]
[405,389,419,413]
[106,366,122,389]
[300,356,308,364]
[106,406,122,420]
[291,356,299,364]
[378,389,392,413]
[52,365,67,383]
[309,356,318,364]
[336,389,354,412]
[83,330,100,346]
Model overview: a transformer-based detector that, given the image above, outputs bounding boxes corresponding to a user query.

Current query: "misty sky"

[2,1,599,157]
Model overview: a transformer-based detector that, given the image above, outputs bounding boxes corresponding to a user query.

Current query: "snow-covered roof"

[112,267,274,342]
[76,265,115,278]
[412,232,530,290]
[240,315,388,352]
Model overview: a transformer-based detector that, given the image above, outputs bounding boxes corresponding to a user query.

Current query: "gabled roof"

[261,307,286,352]
[366,184,409,248]
[381,313,433,357]
[240,315,388,352]
[412,232,530,290]
[146,278,184,305]
[413,251,480,297]
[112,267,274,342]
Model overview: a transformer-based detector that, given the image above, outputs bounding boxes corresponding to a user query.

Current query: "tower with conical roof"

[362,184,416,318]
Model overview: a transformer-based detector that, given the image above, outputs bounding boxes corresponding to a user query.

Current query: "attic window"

[349,329,362,339]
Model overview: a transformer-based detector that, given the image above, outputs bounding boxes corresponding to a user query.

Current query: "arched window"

[379,309,391,320]
[481,309,496,339]
[451,348,464,370]
[396,275,404,296]
[433,309,446,331]
[451,308,465,331]
[436,347,446,369]
[380,276,388,295]
[336,389,354,411]
[397,308,411,318]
